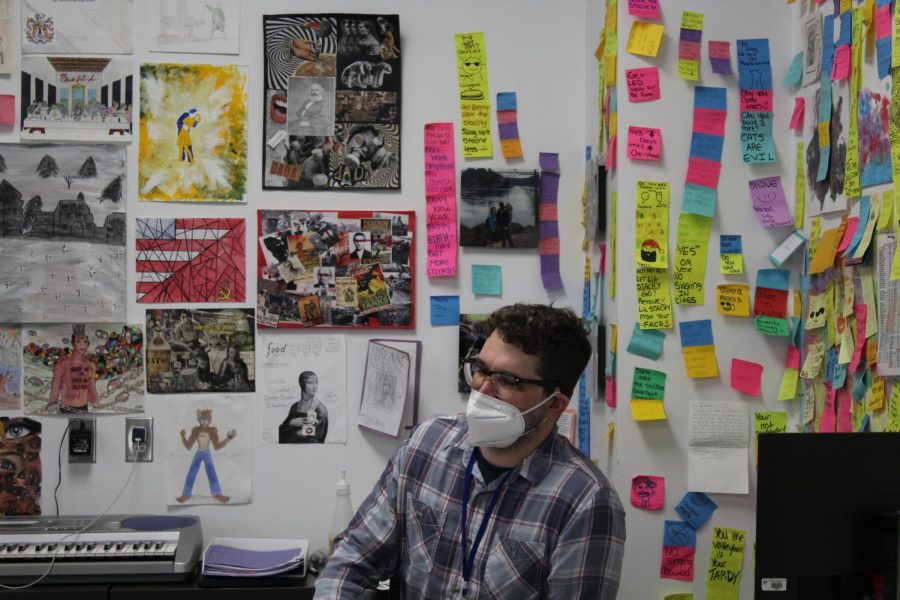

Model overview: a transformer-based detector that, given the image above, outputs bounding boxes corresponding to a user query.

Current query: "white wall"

[0,0,599,560]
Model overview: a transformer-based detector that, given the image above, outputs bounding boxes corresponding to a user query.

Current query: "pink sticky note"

[708,40,731,59]
[831,45,851,81]
[820,387,837,432]
[837,217,859,253]
[423,123,458,278]
[786,346,800,369]
[686,156,722,189]
[626,126,661,161]
[605,376,616,408]
[539,237,560,254]
[731,358,764,396]
[628,0,660,19]
[876,5,892,39]
[605,135,617,170]
[631,474,665,510]
[678,41,701,62]
[850,304,867,371]
[748,176,794,228]
[739,89,774,113]
[692,108,727,136]
[625,67,661,103]
[837,389,852,433]
[0,96,13,127]
[660,545,695,581]
[789,97,805,131]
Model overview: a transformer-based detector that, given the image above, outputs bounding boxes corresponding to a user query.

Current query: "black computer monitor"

[756,433,900,600]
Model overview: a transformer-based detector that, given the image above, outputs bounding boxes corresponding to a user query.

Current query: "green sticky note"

[755,316,790,336]
[754,411,787,434]
[706,527,746,600]
[632,367,666,400]
[472,264,501,295]
[626,322,666,360]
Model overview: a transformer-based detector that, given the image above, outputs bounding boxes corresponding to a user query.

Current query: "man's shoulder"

[405,414,464,451]
[547,436,622,508]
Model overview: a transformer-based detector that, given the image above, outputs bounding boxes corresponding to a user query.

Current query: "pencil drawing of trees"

[100,175,123,204]
[64,156,98,188]
[23,195,42,230]
[36,154,58,179]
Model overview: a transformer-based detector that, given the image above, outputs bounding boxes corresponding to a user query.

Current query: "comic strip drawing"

[139,63,248,202]
[149,0,240,55]
[23,323,144,415]
[22,0,132,55]
[0,417,41,516]
[0,144,127,323]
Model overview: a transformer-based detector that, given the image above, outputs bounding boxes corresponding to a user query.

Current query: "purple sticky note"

[748,176,794,228]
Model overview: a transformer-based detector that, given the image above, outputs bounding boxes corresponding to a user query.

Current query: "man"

[295,82,331,137]
[349,232,373,261]
[216,345,251,391]
[280,371,329,443]
[316,304,625,598]
[49,325,98,413]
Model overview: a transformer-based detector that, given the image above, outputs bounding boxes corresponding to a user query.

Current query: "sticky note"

[769,230,808,266]
[627,323,666,360]
[430,295,460,325]
[708,40,732,75]
[424,123,458,277]
[782,51,803,86]
[809,226,842,274]
[789,97,805,130]
[627,126,662,160]
[471,264,501,295]
[637,267,674,330]
[627,21,665,57]
[664,520,697,548]
[628,0,660,19]
[719,235,744,274]
[716,284,750,317]
[756,268,790,291]
[705,528,746,600]
[661,544,696,581]
[455,32,492,158]
[0,96,14,127]
[632,367,666,400]
[630,474,665,510]
[679,320,715,347]
[749,176,794,228]
[731,359,763,395]
[675,491,718,530]
[680,320,718,378]
[674,213,712,306]
[631,399,666,421]
[626,67,661,102]
[635,181,669,268]
[664,594,694,600]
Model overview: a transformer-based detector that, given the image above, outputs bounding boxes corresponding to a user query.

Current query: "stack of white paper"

[202,538,308,577]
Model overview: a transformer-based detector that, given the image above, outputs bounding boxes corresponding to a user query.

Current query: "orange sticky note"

[809,227,842,274]
[731,358,763,396]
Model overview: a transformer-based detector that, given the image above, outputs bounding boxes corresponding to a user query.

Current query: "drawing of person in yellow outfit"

[177,109,202,163]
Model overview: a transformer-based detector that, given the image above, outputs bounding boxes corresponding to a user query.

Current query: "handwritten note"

[749,176,794,228]
[424,123,458,277]
[675,491,718,530]
[637,267,674,330]
[674,213,712,305]
[630,474,665,510]
[737,39,776,163]
[731,358,763,395]
[627,127,661,161]
[635,181,669,268]
[680,320,718,378]
[496,92,522,159]
[705,527,746,600]
[628,0,659,19]
[455,32,492,158]
[626,67,661,103]
[627,21,665,57]
[627,322,666,360]
[719,234,743,274]
[678,11,704,81]
[709,40,732,75]
[471,264,501,295]
[716,284,750,317]
[661,520,696,581]
[430,295,460,326]
[689,400,749,494]
[632,367,667,421]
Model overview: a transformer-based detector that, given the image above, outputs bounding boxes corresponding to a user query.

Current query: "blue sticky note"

[472,264,502,296]
[852,375,868,402]
[663,520,697,548]
[832,361,847,389]
[496,92,517,112]
[720,235,742,254]
[679,319,714,348]
[844,196,871,257]
[737,39,772,90]
[757,268,790,291]
[859,414,870,432]
[782,52,803,86]
[690,133,725,162]
[877,37,892,80]
[694,86,727,110]
[822,16,835,72]
[683,184,717,218]
[430,295,460,326]
[675,492,718,530]
[836,13,851,46]
[626,323,666,360]
[824,349,838,384]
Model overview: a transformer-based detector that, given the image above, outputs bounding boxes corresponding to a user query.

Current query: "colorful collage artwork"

[263,14,401,190]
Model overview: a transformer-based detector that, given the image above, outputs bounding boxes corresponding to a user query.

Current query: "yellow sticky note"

[841,0,851,12]
[806,290,827,329]
[706,527,746,600]
[500,138,522,159]
[683,345,719,378]
[886,383,900,431]
[800,339,826,378]
[681,11,704,30]
[838,315,855,364]
[861,271,878,338]
[719,253,743,275]
[631,399,667,421]
[716,284,750,317]
[677,59,700,81]
[778,368,799,401]
[610,191,617,298]
[817,120,830,148]
[605,31,618,87]
[877,190,894,232]
[626,21,665,57]
[893,0,900,68]
[844,9,862,197]
[809,226,841,274]
[808,217,822,259]
[611,323,618,352]
[664,595,694,600]
[636,267,673,329]
[869,375,886,411]
[794,142,805,228]
[455,32,492,159]
[674,213,712,305]
[635,181,669,268]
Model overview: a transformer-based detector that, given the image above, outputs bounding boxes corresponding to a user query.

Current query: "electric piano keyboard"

[0,515,202,583]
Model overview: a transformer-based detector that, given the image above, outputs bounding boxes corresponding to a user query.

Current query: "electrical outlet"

[68,418,96,463]
[125,417,153,462]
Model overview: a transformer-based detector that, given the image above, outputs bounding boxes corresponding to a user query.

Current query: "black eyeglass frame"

[460,357,558,392]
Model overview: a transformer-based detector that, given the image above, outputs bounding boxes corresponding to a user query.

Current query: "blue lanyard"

[459,451,512,596]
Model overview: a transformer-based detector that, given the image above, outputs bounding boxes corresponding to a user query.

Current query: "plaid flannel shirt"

[315,414,625,599]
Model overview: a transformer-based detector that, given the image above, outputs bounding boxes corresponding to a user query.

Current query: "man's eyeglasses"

[461,358,557,398]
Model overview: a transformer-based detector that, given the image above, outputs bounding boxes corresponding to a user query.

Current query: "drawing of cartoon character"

[176,408,235,503]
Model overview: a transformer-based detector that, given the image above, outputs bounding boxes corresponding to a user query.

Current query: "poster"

[261,334,347,444]
[0,143,127,323]
[135,218,246,303]
[263,14,401,190]
[0,327,20,410]
[166,396,251,505]
[459,169,539,248]
[148,0,240,55]
[0,417,41,516]
[21,0,132,54]
[139,63,248,202]
[21,57,133,142]
[145,309,255,394]
[0,1,10,75]
[23,324,144,414]
[257,210,414,329]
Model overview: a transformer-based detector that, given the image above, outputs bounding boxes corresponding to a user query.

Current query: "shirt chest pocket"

[405,493,447,573]
[484,537,547,599]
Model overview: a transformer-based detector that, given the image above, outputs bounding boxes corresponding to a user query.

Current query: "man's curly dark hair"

[483,303,591,398]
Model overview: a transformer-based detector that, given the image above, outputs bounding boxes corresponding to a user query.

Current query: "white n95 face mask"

[465,389,556,448]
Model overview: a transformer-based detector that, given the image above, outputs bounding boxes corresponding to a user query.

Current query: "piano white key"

[21,544,38,559]
[163,542,178,557]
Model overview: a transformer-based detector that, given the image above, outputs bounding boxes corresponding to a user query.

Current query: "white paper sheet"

[876,234,900,376]
[689,399,749,494]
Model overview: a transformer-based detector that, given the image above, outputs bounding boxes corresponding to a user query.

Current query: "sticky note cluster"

[708,40,731,75]
[754,269,790,336]
[679,320,718,378]
[660,520,696,581]
[678,11,704,81]
[684,87,727,218]
[631,367,667,421]
[496,92,522,159]
[737,39,775,164]
[538,152,563,289]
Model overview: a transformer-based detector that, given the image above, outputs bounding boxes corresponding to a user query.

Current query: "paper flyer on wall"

[358,339,421,438]
[876,234,900,375]
[688,399,749,494]
[262,334,347,444]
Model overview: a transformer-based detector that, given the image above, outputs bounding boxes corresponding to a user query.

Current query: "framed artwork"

[139,63,248,202]
[21,57,133,143]
[262,14,401,190]
[257,210,414,329]
[0,143,127,323]
[459,168,540,248]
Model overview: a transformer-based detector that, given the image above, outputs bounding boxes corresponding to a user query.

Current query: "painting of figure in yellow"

[139,63,247,202]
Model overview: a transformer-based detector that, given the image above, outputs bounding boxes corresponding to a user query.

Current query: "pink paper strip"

[786,346,800,369]
[837,389,852,433]
[686,156,722,188]
[739,89,774,112]
[850,304,867,371]
[424,123,458,277]
[789,98,805,131]
[0,96,14,126]
[692,108,727,136]
[831,45,851,81]
[820,387,837,432]
[628,0,660,19]
[837,217,859,253]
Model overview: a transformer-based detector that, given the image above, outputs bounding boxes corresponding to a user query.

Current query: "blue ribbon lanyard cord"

[459,452,512,597]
